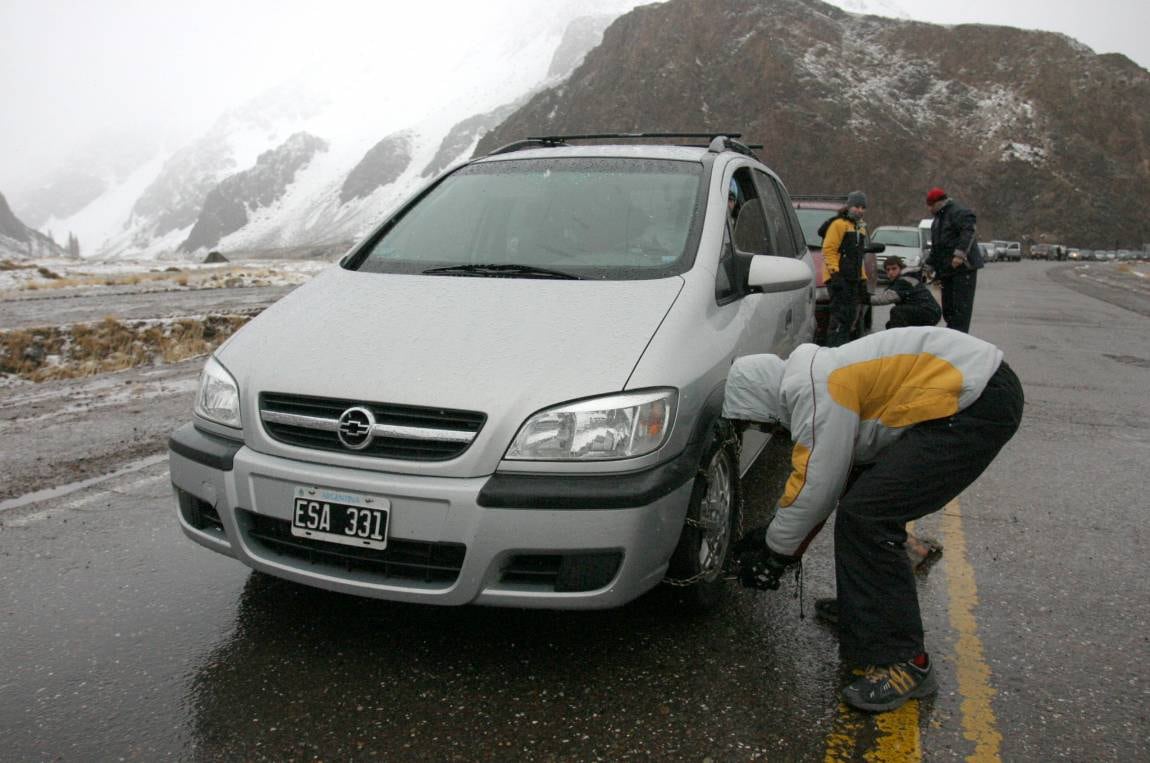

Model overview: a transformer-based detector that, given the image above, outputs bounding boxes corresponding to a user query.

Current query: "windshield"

[794,208,835,248]
[872,229,920,248]
[350,158,704,279]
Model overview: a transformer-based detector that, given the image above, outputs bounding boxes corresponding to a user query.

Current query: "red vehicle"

[791,195,877,344]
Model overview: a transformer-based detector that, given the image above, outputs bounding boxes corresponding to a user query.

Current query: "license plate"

[291,487,390,550]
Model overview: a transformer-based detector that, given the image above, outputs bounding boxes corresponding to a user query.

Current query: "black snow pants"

[827,276,865,347]
[940,269,977,333]
[833,361,1024,665]
[886,303,940,329]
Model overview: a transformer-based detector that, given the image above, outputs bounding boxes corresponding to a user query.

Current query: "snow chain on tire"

[663,422,744,588]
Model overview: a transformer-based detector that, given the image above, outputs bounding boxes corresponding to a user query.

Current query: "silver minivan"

[168,134,815,611]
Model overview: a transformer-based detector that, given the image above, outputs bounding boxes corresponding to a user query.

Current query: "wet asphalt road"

[1,261,1148,760]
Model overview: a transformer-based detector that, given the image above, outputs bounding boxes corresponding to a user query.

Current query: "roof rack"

[486,137,569,156]
[486,132,761,158]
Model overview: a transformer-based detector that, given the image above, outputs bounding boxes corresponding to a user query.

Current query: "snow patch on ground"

[0,257,329,293]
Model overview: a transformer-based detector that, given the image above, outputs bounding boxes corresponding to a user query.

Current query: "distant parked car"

[993,240,1022,262]
[979,242,997,263]
[1032,244,1067,261]
[870,225,927,278]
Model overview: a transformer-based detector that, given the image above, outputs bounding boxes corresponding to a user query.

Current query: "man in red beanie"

[924,187,982,333]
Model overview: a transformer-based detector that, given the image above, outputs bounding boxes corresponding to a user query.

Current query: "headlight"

[505,389,677,461]
[194,356,242,429]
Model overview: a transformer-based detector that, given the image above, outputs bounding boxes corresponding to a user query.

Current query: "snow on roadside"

[0,257,330,293]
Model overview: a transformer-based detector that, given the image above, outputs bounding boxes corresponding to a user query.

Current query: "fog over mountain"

[2,0,1145,260]
[4,0,644,260]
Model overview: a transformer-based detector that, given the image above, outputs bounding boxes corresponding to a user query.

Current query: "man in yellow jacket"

[820,190,871,346]
[723,327,1023,713]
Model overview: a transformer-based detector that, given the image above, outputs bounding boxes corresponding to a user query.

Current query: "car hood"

[219,267,684,454]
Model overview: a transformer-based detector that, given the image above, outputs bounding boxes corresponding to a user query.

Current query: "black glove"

[733,526,801,591]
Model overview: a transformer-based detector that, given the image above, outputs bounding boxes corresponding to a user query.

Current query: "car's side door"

[753,168,813,351]
[717,164,790,360]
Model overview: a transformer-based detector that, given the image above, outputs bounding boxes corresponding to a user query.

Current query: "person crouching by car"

[820,191,871,347]
[871,256,942,329]
[722,327,1024,713]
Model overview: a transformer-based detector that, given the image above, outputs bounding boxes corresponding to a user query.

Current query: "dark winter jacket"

[928,199,982,277]
[871,272,942,318]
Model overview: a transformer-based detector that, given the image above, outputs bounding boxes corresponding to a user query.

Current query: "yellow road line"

[941,499,1003,761]
[824,703,865,760]
[825,693,922,761]
[871,703,922,761]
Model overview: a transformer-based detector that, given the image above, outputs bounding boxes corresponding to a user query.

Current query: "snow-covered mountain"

[0,191,69,260]
[11,1,645,261]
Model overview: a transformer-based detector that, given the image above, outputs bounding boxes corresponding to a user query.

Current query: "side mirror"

[747,255,814,293]
[865,243,886,254]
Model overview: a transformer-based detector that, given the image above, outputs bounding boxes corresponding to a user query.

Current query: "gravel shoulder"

[0,359,201,501]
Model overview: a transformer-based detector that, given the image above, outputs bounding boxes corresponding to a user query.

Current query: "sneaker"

[814,597,839,625]
[842,657,938,713]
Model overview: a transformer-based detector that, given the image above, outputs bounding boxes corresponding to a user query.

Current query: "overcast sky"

[0,0,1145,194]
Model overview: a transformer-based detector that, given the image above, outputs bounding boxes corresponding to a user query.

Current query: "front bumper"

[168,424,695,609]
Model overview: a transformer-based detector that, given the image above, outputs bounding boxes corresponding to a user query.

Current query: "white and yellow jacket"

[723,327,1004,557]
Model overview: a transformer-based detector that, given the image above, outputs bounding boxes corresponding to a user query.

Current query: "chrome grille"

[260,392,485,461]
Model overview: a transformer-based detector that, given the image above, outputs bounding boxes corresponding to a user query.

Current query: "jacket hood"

[723,354,786,425]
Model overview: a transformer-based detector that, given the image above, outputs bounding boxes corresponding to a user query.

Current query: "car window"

[352,158,704,279]
[715,225,737,302]
[872,229,919,247]
[795,207,838,248]
[754,169,800,258]
[729,167,770,256]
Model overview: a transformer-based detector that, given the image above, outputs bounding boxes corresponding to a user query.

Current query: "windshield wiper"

[422,263,581,280]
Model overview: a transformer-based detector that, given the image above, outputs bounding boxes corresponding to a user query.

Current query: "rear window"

[350,158,705,279]
[872,229,920,248]
[794,208,836,248]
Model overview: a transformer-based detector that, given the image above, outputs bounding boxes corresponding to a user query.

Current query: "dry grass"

[0,313,253,381]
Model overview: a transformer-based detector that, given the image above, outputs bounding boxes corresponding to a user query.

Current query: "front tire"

[666,421,741,612]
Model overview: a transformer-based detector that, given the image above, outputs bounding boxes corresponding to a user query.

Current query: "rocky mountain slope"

[476,0,1150,248]
[0,191,68,260]
[179,132,329,252]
